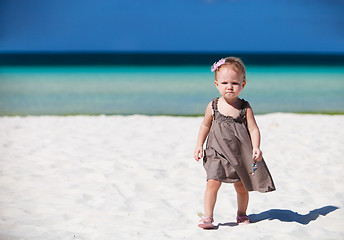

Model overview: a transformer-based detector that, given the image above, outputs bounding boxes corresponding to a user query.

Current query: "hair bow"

[211,58,226,72]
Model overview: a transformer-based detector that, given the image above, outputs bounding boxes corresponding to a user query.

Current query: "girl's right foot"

[198,216,214,229]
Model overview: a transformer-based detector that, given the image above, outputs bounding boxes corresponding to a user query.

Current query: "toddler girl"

[194,57,275,229]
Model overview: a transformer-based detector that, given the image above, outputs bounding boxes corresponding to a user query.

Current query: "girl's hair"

[214,57,246,81]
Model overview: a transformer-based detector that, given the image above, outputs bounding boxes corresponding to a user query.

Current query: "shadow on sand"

[216,205,339,228]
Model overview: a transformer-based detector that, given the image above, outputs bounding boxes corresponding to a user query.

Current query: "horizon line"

[1,52,344,66]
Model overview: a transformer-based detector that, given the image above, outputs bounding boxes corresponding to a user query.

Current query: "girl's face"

[215,66,246,100]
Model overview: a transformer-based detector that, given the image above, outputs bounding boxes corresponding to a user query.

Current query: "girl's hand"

[194,146,203,161]
[252,148,262,162]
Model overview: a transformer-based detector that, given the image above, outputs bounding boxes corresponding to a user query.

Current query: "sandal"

[236,215,250,224]
[198,216,214,229]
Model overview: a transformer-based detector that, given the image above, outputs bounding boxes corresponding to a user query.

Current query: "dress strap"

[239,99,249,123]
[211,97,219,119]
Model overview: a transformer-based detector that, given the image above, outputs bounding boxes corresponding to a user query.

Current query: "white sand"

[0,113,343,240]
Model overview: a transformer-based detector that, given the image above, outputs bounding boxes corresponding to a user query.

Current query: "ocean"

[0,65,343,116]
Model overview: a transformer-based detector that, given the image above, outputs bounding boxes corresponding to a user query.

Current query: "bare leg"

[234,181,249,217]
[204,179,222,217]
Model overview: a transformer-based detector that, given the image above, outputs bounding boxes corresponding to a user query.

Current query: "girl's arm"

[246,104,263,161]
[194,102,213,161]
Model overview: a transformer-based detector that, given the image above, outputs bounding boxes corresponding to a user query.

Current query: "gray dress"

[203,97,275,193]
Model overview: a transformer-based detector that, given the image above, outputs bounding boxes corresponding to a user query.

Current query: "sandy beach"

[0,113,343,240]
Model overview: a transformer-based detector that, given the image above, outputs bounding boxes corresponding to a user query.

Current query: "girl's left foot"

[236,215,249,225]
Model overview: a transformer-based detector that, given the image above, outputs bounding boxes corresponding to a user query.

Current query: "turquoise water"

[0,65,343,115]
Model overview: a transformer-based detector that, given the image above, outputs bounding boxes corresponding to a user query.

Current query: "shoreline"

[1,111,344,117]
